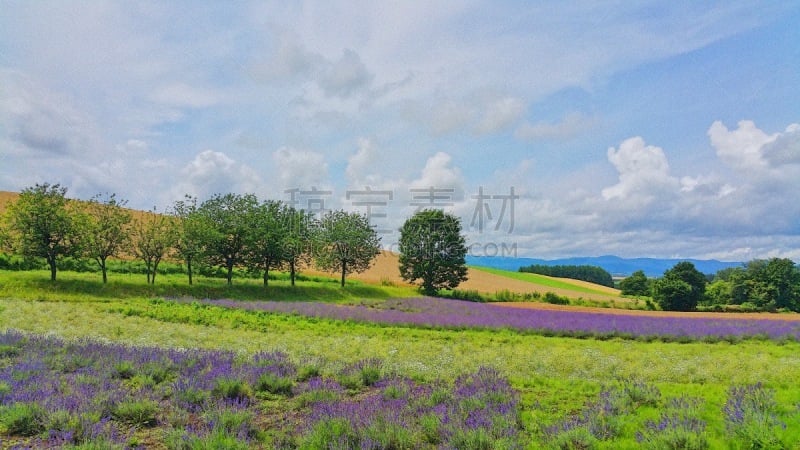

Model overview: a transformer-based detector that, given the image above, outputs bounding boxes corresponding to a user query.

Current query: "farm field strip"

[0,330,521,448]
[198,296,800,341]
[470,266,620,296]
[4,297,800,387]
[3,299,800,447]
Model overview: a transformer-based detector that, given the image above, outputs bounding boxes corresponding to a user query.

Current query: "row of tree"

[518,264,614,287]
[619,259,800,312]
[0,183,381,286]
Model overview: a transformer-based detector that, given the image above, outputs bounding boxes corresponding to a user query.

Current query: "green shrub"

[0,402,47,436]
[296,364,321,382]
[447,289,488,302]
[112,361,136,379]
[212,378,252,401]
[449,427,494,450]
[494,289,519,302]
[111,399,159,427]
[419,413,442,445]
[547,426,599,450]
[300,418,359,450]
[364,418,416,449]
[544,292,570,305]
[0,344,21,358]
[255,373,294,396]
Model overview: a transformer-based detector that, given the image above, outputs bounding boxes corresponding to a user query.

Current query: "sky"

[1,1,799,261]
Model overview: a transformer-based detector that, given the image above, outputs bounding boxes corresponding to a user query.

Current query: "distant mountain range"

[466,255,744,278]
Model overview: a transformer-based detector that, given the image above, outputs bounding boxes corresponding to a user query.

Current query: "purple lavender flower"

[199,296,800,341]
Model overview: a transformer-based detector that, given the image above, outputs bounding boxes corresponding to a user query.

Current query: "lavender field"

[0,331,521,448]
[199,297,800,342]
[1,329,797,448]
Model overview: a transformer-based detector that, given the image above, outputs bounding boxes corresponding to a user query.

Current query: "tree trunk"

[146,260,152,284]
[226,258,234,286]
[186,257,193,285]
[290,260,296,287]
[152,259,160,285]
[48,256,57,281]
[100,257,108,284]
[340,260,346,287]
[263,258,270,287]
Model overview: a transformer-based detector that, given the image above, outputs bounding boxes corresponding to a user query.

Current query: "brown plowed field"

[308,251,625,302]
[494,301,800,321]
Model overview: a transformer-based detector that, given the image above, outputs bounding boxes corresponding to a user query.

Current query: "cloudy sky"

[2,1,799,261]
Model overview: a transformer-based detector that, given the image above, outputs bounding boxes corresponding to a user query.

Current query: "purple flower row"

[200,296,800,341]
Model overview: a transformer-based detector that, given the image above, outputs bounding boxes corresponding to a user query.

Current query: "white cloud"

[172,150,263,201]
[272,147,330,190]
[410,152,464,192]
[763,123,800,167]
[708,120,773,171]
[418,94,527,136]
[253,38,322,82]
[0,70,100,157]
[515,112,597,141]
[149,83,221,109]
[601,137,679,203]
[475,96,525,134]
[318,49,373,98]
[345,137,380,184]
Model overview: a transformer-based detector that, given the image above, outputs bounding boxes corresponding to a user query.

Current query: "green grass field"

[2,270,800,448]
[471,266,619,296]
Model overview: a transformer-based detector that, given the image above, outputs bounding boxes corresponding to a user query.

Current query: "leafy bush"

[256,373,294,396]
[212,378,252,401]
[724,383,788,449]
[443,288,488,302]
[0,402,46,436]
[111,399,159,427]
[636,397,708,450]
[543,292,570,305]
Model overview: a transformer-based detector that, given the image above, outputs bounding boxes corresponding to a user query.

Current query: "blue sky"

[1,1,799,260]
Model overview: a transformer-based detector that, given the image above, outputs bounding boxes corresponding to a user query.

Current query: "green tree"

[171,196,206,285]
[705,279,732,306]
[653,261,707,311]
[763,258,799,311]
[280,206,314,287]
[80,193,132,283]
[398,209,468,295]
[244,200,287,287]
[729,259,800,311]
[197,193,259,286]
[131,208,176,284]
[619,270,650,296]
[315,210,381,287]
[3,183,80,281]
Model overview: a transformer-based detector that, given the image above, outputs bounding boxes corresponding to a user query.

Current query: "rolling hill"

[467,254,743,277]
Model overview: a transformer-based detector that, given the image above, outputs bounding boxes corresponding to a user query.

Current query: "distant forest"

[518,264,614,287]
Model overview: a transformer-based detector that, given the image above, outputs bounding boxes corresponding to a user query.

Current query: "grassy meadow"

[2,269,800,448]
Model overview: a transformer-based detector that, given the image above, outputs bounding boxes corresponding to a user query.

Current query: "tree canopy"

[398,209,468,295]
[3,183,80,281]
[653,261,707,311]
[80,193,132,283]
[619,270,650,296]
[315,210,381,286]
[519,264,614,287]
